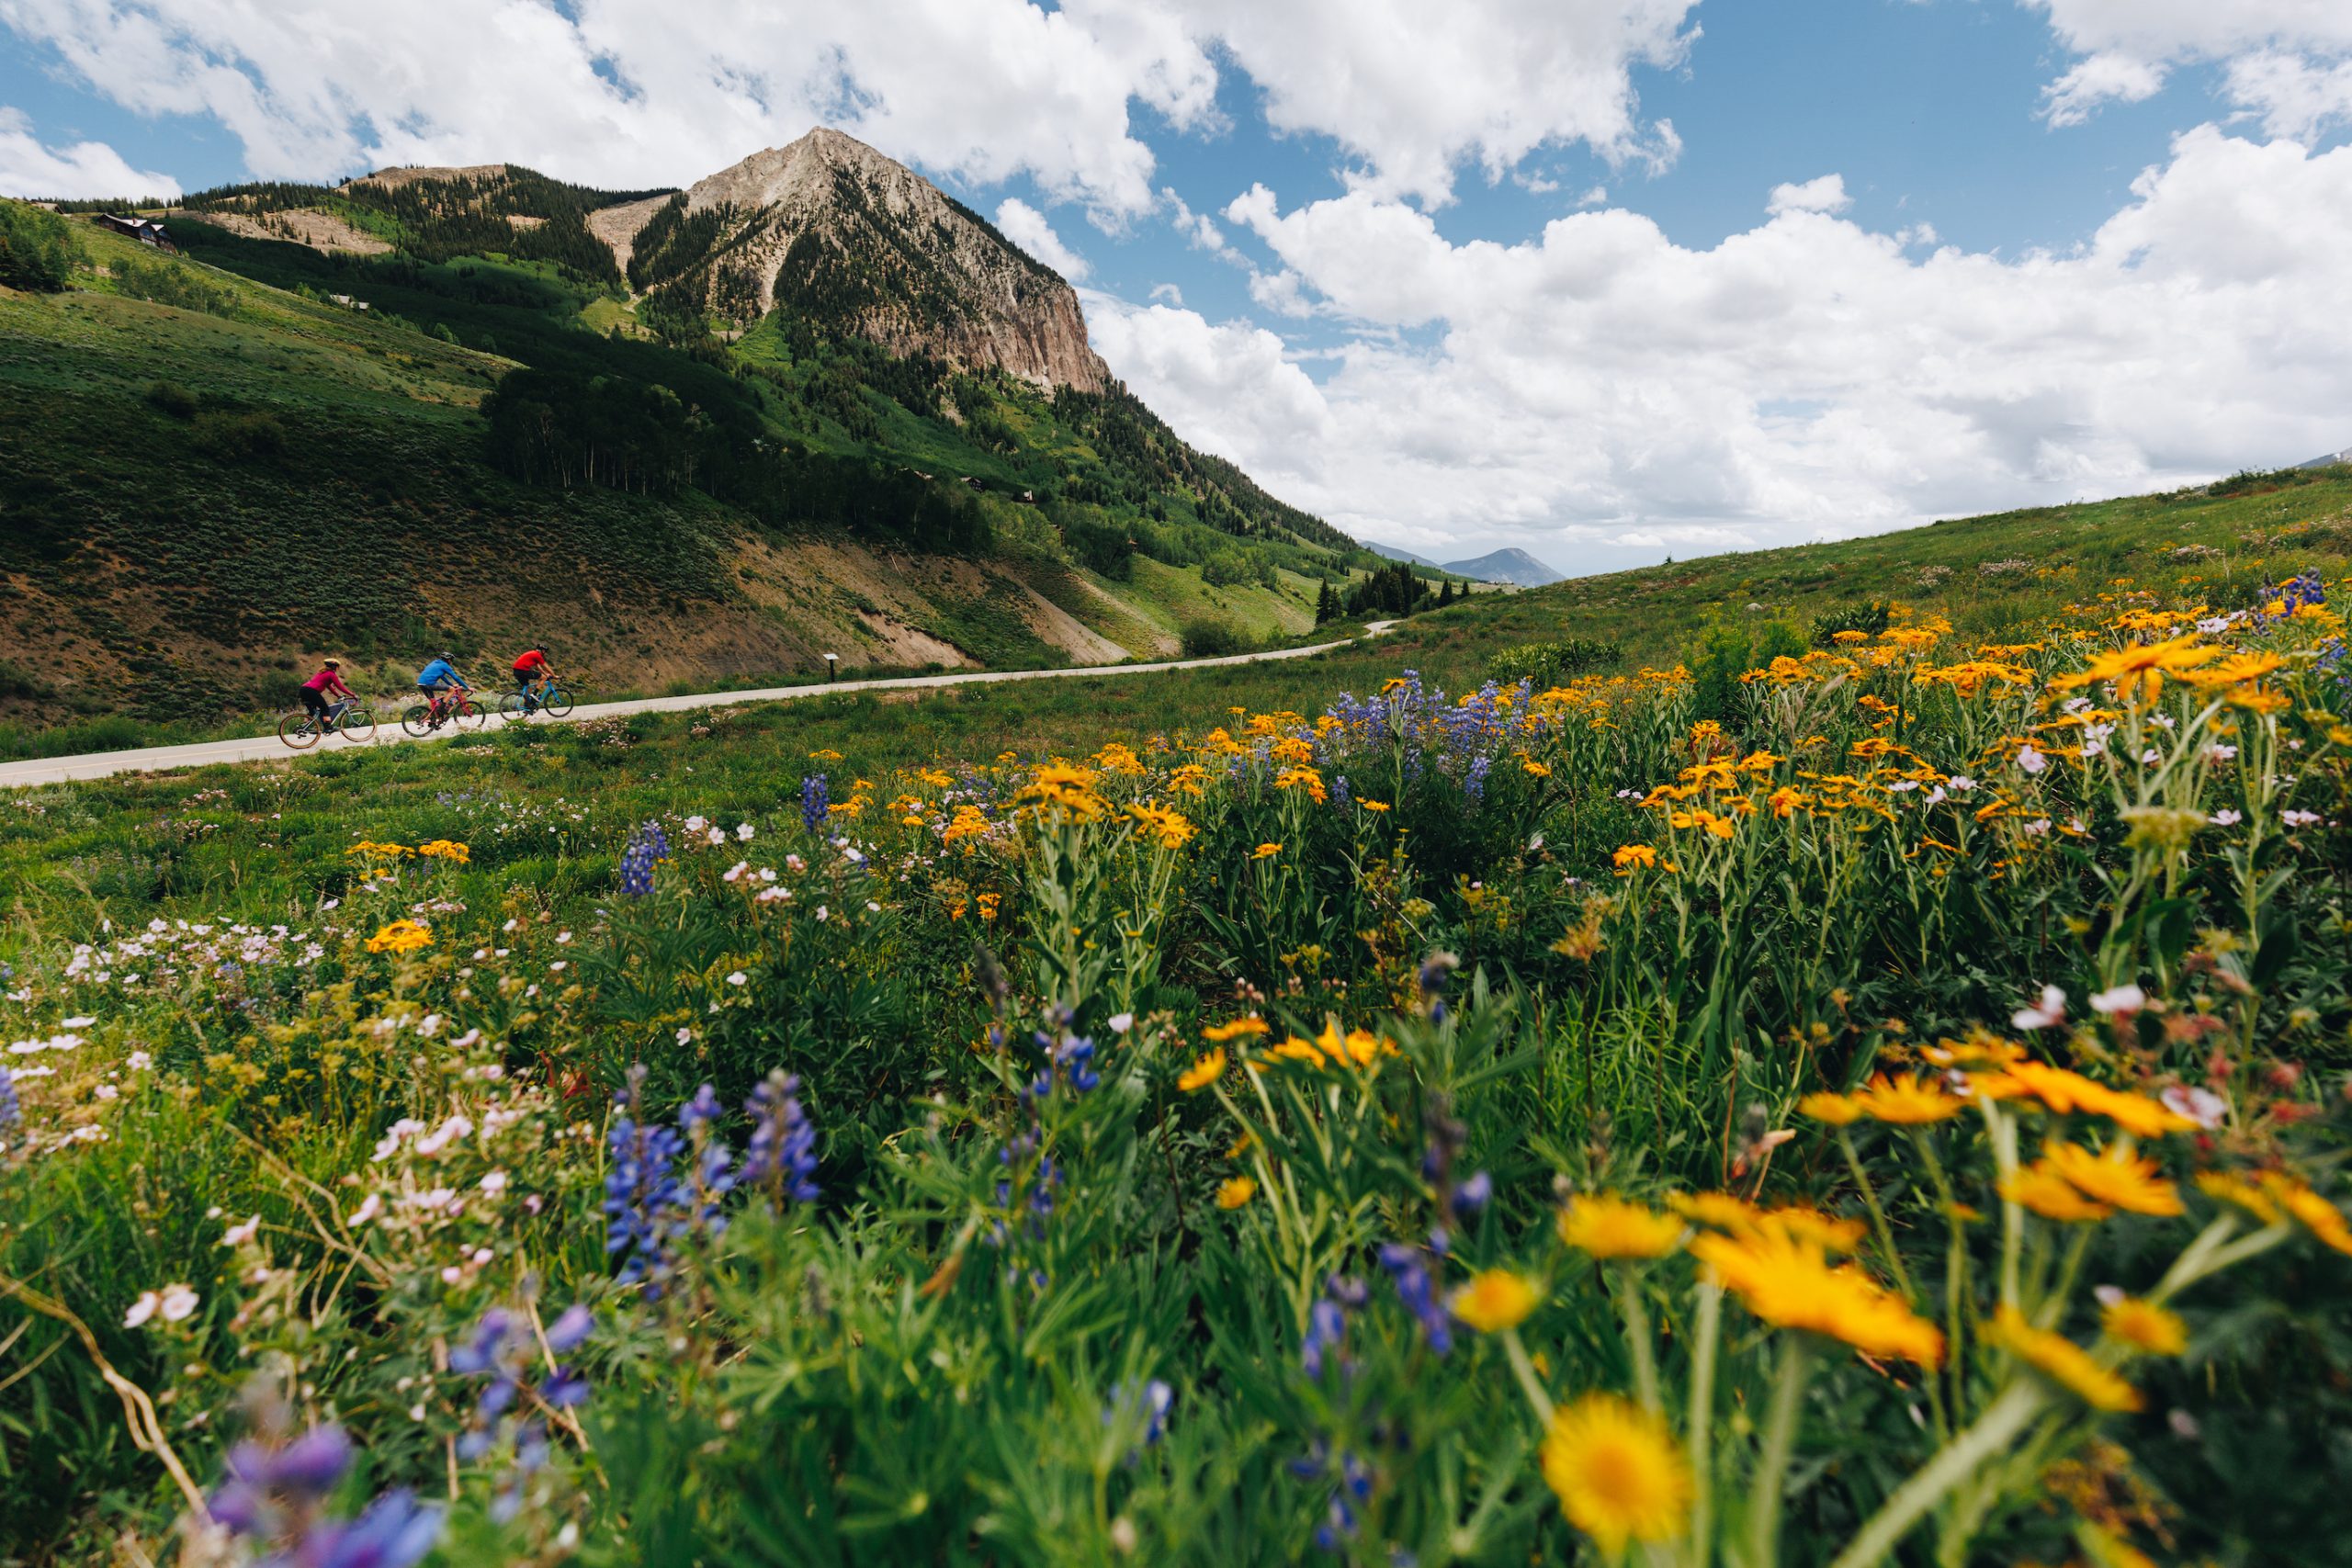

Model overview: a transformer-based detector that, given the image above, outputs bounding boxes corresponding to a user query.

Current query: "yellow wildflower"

[1539,1394,1694,1555]
[1985,1306,2141,1411]
[1999,1163,2112,1223]
[1125,801,1196,850]
[1557,1193,1683,1260]
[1689,1227,1943,1366]
[1202,1017,1271,1043]
[1450,1269,1542,1333]
[2193,1170,2282,1224]
[2260,1172,2352,1256]
[1840,1072,1966,1124]
[365,919,433,955]
[2042,1141,2183,1216]
[1177,1048,1227,1092]
[1797,1090,1862,1125]
[2100,1296,2187,1357]
[1252,842,1282,860]
[1216,1176,1257,1210]
[416,839,470,863]
[1990,1061,2196,1138]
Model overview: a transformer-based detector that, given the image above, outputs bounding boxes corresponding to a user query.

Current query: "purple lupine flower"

[617,822,668,897]
[1451,1171,1493,1217]
[799,774,831,832]
[741,1071,819,1206]
[1055,1032,1100,1094]
[268,1426,355,1495]
[300,1487,444,1568]
[604,1068,689,1291]
[209,1423,439,1568]
[545,1303,594,1352]
[1463,754,1492,805]
[1303,1299,1349,1379]
[0,1064,18,1134]
[1377,1242,1453,1356]
[1105,1380,1174,1449]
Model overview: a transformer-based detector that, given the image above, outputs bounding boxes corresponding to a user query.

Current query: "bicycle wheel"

[401,705,435,738]
[337,705,377,743]
[277,710,321,750]
[451,694,489,731]
[499,690,532,723]
[541,684,574,718]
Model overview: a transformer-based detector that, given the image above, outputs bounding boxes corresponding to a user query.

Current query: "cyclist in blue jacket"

[415,652,471,728]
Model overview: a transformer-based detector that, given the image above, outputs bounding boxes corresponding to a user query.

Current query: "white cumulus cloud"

[1766,174,1849,216]
[993,197,1090,280]
[0,0,1218,216]
[2028,0,2352,129]
[1092,130,2352,571]
[0,107,178,198]
[0,0,1700,217]
[1159,0,1698,206]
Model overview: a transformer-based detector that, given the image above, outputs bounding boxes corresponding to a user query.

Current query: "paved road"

[0,624,1400,789]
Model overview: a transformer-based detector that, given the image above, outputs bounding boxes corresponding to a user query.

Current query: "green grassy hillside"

[0,197,1381,752]
[0,487,2346,1563]
[1376,462,2352,681]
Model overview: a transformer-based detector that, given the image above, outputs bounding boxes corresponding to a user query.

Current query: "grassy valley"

[0,487,2347,1562]
[0,192,1391,757]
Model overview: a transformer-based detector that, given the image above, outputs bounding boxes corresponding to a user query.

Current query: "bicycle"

[400,688,489,738]
[277,696,377,750]
[498,674,576,722]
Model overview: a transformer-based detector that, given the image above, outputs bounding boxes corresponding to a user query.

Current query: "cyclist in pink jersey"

[299,660,354,727]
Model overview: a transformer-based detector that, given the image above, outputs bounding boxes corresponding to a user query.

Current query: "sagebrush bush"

[1180,616,1247,658]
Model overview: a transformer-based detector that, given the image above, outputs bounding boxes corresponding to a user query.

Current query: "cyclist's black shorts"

[300,686,329,717]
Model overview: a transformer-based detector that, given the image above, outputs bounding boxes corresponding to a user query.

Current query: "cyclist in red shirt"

[298,659,354,728]
[511,646,554,713]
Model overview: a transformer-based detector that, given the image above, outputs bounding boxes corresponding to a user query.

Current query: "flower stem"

[1826,1380,2047,1568]
[1618,1262,1662,1416]
[1503,1326,1555,1427]
[1747,1335,1811,1568]
[1686,1281,1723,1568]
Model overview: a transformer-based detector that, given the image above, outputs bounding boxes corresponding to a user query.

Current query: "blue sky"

[5,0,2351,573]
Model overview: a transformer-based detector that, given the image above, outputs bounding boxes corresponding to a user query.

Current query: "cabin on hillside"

[95,214,173,251]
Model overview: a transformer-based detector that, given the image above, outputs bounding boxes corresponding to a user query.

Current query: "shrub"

[1060,514,1134,581]
[196,410,289,461]
[1200,548,1252,588]
[0,199,77,291]
[2205,466,2321,498]
[1691,615,1807,720]
[1485,637,1622,687]
[1179,616,1246,658]
[112,254,241,318]
[144,379,199,420]
[1809,599,1892,647]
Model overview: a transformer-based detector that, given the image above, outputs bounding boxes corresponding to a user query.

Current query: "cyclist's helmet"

[322,658,341,669]
[438,650,455,661]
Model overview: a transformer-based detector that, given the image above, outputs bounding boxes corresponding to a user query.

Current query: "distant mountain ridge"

[1442,547,1565,586]
[2300,446,2352,469]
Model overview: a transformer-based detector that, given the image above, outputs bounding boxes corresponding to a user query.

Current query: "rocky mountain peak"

[616,129,1108,393]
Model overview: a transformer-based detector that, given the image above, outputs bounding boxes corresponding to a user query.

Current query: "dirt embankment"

[169,208,391,255]
[586,197,673,283]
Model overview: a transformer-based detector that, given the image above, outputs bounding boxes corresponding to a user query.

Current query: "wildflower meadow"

[4,570,2350,1565]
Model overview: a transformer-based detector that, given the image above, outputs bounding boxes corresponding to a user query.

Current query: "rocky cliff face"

[611,129,1108,393]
